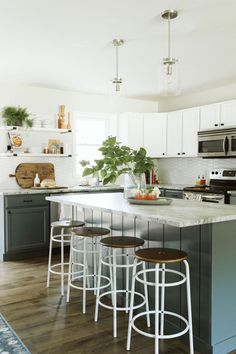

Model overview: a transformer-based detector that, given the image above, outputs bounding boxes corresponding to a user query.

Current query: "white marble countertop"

[0,185,123,195]
[46,192,236,228]
[157,184,186,190]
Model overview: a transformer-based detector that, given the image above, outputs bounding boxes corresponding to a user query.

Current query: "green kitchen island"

[46,192,236,354]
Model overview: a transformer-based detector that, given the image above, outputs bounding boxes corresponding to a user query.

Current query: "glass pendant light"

[108,38,126,113]
[159,10,180,96]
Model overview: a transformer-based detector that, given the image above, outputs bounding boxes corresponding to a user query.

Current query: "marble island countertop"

[46,192,236,228]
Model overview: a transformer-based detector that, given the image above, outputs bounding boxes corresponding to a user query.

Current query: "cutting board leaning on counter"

[9,163,67,189]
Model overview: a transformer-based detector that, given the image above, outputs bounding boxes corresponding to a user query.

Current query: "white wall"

[158,82,236,112]
[0,84,158,189]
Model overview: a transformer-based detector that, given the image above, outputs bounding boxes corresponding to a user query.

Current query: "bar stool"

[127,248,194,354]
[95,236,150,338]
[67,226,111,314]
[47,219,85,296]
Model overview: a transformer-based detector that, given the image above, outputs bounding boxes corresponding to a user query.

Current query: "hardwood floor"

[0,256,199,354]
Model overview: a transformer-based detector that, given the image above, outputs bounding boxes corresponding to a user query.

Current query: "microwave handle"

[223,136,228,154]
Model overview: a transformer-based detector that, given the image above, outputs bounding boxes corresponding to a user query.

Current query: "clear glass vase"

[123,172,146,199]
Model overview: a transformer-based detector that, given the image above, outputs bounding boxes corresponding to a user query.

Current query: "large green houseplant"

[2,106,33,127]
[80,136,154,189]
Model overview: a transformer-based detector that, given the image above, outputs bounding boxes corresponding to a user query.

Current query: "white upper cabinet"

[118,112,143,149]
[143,113,167,157]
[199,103,220,130]
[182,108,200,156]
[167,111,182,156]
[220,100,236,128]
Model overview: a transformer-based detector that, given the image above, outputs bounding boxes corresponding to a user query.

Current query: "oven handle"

[202,199,220,203]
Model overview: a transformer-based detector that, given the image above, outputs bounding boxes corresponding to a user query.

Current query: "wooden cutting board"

[11,163,55,189]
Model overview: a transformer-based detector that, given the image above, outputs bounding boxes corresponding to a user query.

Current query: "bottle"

[34,173,40,187]
[196,175,201,186]
[200,175,206,186]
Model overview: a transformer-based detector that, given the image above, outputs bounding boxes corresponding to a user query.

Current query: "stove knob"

[215,171,218,175]
[212,171,215,174]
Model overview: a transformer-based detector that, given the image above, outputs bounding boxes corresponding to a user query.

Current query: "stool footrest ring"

[98,290,146,312]
[69,274,110,292]
[130,310,190,339]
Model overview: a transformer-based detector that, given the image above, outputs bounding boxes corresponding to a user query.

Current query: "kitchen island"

[47,192,236,354]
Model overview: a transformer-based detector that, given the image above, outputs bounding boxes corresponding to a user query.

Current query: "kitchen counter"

[157,183,187,190]
[46,192,236,228]
[0,185,123,195]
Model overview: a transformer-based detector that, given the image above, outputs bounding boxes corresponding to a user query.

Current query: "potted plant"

[80,136,155,197]
[2,106,33,127]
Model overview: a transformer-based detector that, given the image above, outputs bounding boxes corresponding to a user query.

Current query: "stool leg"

[184,260,194,354]
[47,226,54,288]
[60,228,64,296]
[109,248,114,306]
[125,251,129,314]
[113,248,117,338]
[83,237,87,314]
[126,258,138,351]
[94,246,103,322]
[155,263,160,354]
[66,236,73,303]
[142,261,151,328]
[160,264,166,335]
[93,238,97,295]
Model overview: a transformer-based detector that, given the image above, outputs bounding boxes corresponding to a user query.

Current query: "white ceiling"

[0,0,235,100]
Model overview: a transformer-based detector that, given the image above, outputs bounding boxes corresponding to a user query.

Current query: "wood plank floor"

[0,256,200,354]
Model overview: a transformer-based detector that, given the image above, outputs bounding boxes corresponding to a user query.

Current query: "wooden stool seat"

[135,247,188,264]
[51,219,85,228]
[100,236,144,249]
[72,226,110,237]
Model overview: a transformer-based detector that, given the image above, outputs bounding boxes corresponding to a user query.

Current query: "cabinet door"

[143,113,167,157]
[5,206,49,253]
[199,104,220,130]
[118,113,143,149]
[167,111,182,156]
[220,100,236,128]
[182,108,200,156]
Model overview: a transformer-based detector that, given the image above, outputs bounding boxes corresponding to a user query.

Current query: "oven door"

[198,134,228,157]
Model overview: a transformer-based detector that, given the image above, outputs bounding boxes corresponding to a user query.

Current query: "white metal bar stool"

[67,226,111,314]
[47,219,85,296]
[127,247,194,354]
[95,236,150,338]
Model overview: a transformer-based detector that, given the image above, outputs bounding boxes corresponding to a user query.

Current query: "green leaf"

[82,167,94,177]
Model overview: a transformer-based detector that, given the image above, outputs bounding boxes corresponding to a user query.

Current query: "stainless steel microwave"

[198,128,236,157]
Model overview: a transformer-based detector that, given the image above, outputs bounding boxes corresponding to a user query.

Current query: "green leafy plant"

[2,106,33,127]
[80,136,154,186]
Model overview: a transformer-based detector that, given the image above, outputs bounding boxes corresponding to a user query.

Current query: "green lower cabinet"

[4,195,50,260]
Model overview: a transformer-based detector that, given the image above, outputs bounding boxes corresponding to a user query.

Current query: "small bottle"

[196,175,201,186]
[200,175,206,186]
[34,173,40,187]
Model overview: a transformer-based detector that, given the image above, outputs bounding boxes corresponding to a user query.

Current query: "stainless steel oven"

[198,127,236,157]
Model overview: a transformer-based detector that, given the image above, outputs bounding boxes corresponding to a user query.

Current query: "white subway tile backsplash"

[157,157,236,186]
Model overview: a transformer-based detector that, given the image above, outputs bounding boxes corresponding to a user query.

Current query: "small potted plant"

[80,136,158,199]
[2,106,33,127]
